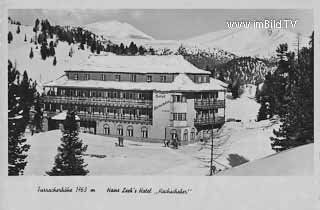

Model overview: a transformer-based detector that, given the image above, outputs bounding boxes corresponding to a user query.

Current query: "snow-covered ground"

[217,143,313,176]
[24,130,207,175]
[8,24,94,87]
[24,88,281,176]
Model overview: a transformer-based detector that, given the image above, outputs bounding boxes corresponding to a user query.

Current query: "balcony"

[194,116,225,126]
[76,112,152,125]
[194,99,225,109]
[42,96,153,108]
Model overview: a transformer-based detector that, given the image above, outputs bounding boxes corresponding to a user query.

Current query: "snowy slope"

[217,143,313,176]
[184,28,309,58]
[8,23,96,87]
[85,20,154,41]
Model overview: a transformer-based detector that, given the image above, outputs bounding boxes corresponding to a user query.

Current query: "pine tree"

[69,46,74,57]
[8,31,13,43]
[46,111,89,176]
[149,47,155,55]
[16,25,20,34]
[49,41,55,56]
[40,43,47,60]
[218,70,225,82]
[129,42,138,55]
[53,56,57,66]
[119,43,125,55]
[33,92,43,132]
[270,34,314,152]
[257,72,275,121]
[29,47,34,59]
[8,60,30,175]
[19,71,35,123]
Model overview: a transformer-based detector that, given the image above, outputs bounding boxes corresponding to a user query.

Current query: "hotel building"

[42,55,226,143]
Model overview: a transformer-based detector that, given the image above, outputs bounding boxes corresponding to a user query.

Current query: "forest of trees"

[8,60,43,175]
[256,33,314,152]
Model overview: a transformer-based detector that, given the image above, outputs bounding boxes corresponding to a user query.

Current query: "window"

[146,75,152,82]
[191,128,195,140]
[101,74,106,81]
[117,124,123,136]
[203,76,207,83]
[115,74,121,81]
[74,74,78,80]
[127,125,133,137]
[173,113,187,121]
[197,76,202,83]
[141,127,148,138]
[160,75,166,83]
[183,129,188,141]
[103,124,110,135]
[85,74,90,80]
[131,74,137,82]
[172,95,186,103]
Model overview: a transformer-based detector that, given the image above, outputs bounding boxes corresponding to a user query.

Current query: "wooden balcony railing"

[194,116,225,126]
[76,112,152,125]
[42,96,153,108]
[194,99,225,109]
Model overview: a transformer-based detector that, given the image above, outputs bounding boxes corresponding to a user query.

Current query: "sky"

[9,9,313,40]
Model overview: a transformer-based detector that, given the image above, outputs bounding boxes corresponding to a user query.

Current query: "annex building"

[42,55,226,143]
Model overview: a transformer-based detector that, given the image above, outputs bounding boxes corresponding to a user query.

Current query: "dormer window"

[160,75,166,83]
[146,75,152,82]
[131,74,137,82]
[197,76,202,83]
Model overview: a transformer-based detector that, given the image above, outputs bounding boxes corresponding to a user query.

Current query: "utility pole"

[210,126,214,176]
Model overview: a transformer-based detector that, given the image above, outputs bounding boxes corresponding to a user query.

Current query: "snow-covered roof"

[66,55,211,74]
[217,143,313,176]
[51,111,80,121]
[44,73,225,92]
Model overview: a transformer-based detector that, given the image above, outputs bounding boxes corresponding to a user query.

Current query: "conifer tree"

[69,46,74,57]
[40,43,47,60]
[270,34,314,152]
[33,92,43,132]
[53,56,57,66]
[8,60,30,175]
[8,31,13,43]
[138,46,146,55]
[29,47,34,59]
[49,41,55,56]
[257,72,275,121]
[46,111,89,176]
[16,25,20,34]
[19,71,35,123]
[119,43,125,55]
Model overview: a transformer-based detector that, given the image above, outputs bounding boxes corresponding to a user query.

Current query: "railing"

[194,99,225,109]
[42,96,153,108]
[76,112,152,125]
[194,116,225,126]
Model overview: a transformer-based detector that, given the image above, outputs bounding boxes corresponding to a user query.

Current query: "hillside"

[84,20,154,41]
[8,23,95,86]
[185,28,309,58]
